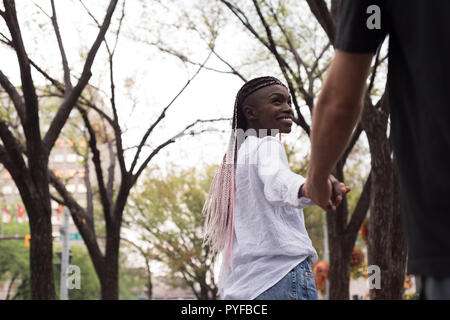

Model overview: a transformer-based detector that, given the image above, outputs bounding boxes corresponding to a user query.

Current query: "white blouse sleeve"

[256,137,315,209]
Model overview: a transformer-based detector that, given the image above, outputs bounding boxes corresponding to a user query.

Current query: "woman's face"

[243,85,294,134]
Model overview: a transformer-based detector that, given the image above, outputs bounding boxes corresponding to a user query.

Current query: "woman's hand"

[303,174,351,212]
[329,174,351,209]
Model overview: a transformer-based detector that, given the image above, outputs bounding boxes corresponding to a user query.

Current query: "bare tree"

[26,1,229,299]
[0,0,119,299]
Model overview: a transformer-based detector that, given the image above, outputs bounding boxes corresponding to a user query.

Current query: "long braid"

[202,76,287,281]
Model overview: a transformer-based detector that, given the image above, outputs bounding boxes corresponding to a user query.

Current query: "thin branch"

[111,0,126,55]
[129,51,213,174]
[82,131,94,221]
[31,1,51,19]
[0,69,26,123]
[220,0,270,48]
[28,58,64,91]
[345,170,372,236]
[107,51,126,175]
[305,0,336,43]
[106,139,115,202]
[78,107,113,225]
[251,0,311,134]
[341,124,363,164]
[28,57,117,128]
[79,0,101,26]
[211,48,247,82]
[50,0,72,91]
[265,1,310,76]
[132,117,229,183]
[48,169,105,267]
[3,0,40,141]
[0,118,28,175]
[367,44,382,97]
[77,98,115,127]
[146,40,246,81]
[311,42,331,77]
[0,31,11,45]
[43,0,119,155]
[49,193,65,206]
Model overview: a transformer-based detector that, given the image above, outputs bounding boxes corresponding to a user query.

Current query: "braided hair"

[202,76,287,280]
[233,76,287,131]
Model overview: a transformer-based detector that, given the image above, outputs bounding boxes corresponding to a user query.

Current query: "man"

[304,0,450,299]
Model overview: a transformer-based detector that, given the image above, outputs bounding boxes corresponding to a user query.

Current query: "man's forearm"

[308,50,373,182]
[308,98,362,181]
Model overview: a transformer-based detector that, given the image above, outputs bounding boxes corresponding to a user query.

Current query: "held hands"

[303,174,351,212]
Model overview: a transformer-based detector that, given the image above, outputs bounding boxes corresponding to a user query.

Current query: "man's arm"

[304,49,373,210]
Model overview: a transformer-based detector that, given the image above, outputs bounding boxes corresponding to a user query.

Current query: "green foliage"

[0,219,31,299]
[127,165,218,299]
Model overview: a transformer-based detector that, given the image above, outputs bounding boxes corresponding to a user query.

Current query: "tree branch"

[341,124,363,164]
[0,69,26,124]
[311,42,331,78]
[210,48,247,82]
[345,170,372,236]
[251,0,311,134]
[48,169,105,267]
[0,118,27,175]
[129,51,212,174]
[80,0,127,176]
[78,107,113,225]
[132,118,229,183]
[50,0,72,91]
[43,0,119,155]
[106,140,116,202]
[305,0,336,43]
[265,1,309,77]
[367,45,382,97]
[3,0,40,142]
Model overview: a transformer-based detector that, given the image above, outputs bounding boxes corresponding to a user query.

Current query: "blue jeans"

[254,259,318,300]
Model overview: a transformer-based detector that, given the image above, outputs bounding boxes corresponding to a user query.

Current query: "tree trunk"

[28,205,56,300]
[387,158,407,299]
[199,285,209,300]
[327,210,353,300]
[368,155,406,299]
[99,220,121,300]
[364,97,407,300]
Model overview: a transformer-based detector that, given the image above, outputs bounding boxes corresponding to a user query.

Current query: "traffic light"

[24,234,31,247]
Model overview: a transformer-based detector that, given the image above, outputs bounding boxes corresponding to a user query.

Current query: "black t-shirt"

[335,0,450,277]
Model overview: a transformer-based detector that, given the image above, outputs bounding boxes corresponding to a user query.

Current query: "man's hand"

[303,174,351,212]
